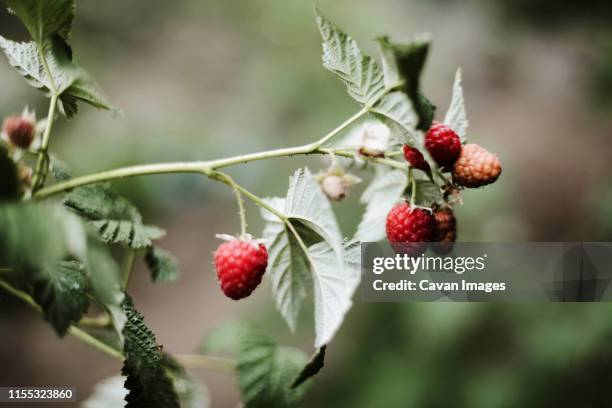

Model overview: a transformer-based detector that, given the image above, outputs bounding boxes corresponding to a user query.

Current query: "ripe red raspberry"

[386,203,434,255]
[403,145,430,172]
[431,208,456,255]
[424,121,461,170]
[2,115,35,149]
[214,238,268,300]
[452,143,501,188]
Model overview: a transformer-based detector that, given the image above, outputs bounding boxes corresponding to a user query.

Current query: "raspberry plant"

[0,1,501,406]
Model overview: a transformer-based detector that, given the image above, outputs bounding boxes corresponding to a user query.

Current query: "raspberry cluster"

[392,121,501,253]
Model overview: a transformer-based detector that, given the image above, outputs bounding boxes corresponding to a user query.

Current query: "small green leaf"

[237,326,311,408]
[29,260,89,337]
[291,346,326,389]
[444,68,468,142]
[0,35,116,117]
[376,36,435,130]
[64,183,165,249]
[355,166,408,242]
[145,247,180,284]
[413,179,444,207]
[121,296,180,408]
[5,0,75,45]
[315,8,385,107]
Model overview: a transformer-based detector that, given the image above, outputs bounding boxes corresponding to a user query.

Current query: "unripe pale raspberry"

[403,144,430,172]
[386,202,434,255]
[452,143,501,188]
[321,175,349,201]
[424,121,461,170]
[2,115,36,149]
[214,238,268,300]
[431,208,456,255]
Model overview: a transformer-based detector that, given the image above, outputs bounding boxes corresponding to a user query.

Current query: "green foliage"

[0,203,86,270]
[444,68,468,142]
[206,322,312,408]
[1,0,115,117]
[370,91,420,147]
[5,0,75,45]
[29,260,89,336]
[161,355,211,408]
[86,241,126,341]
[121,296,180,408]
[376,35,434,130]
[355,166,408,242]
[262,169,361,347]
[145,247,180,284]
[291,346,326,389]
[315,8,385,107]
[64,183,166,249]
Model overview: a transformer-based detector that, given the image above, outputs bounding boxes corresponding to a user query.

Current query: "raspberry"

[452,143,501,188]
[358,122,389,157]
[424,121,461,169]
[2,115,35,149]
[214,238,268,300]
[320,175,349,201]
[403,145,430,172]
[431,208,456,255]
[386,202,434,255]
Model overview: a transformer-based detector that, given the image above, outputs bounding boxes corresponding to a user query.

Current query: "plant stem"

[69,326,124,360]
[0,279,233,372]
[34,109,405,199]
[121,249,137,290]
[212,172,248,236]
[31,93,59,192]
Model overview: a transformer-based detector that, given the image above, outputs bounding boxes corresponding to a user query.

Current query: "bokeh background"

[2,0,612,406]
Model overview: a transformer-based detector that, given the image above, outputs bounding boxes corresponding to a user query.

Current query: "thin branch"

[0,279,234,372]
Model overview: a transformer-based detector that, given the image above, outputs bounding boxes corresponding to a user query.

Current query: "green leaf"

[262,169,360,347]
[444,68,468,142]
[145,247,180,284]
[161,355,211,408]
[355,167,408,242]
[86,241,126,343]
[237,326,311,408]
[308,240,360,347]
[264,219,311,332]
[201,320,254,356]
[376,35,435,130]
[64,183,165,249]
[29,260,89,337]
[0,36,116,117]
[291,346,326,389]
[5,0,75,45]
[413,179,444,207]
[370,91,419,147]
[0,203,85,270]
[121,296,180,408]
[0,146,19,202]
[315,8,385,107]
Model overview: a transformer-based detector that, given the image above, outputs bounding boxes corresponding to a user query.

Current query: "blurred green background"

[1,0,612,406]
